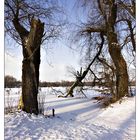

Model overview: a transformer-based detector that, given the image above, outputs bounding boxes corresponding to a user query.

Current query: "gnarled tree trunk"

[108,33,129,99]
[13,18,44,114]
[22,19,44,114]
[107,1,128,99]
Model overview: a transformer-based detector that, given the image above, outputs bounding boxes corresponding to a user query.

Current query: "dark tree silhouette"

[5,0,63,114]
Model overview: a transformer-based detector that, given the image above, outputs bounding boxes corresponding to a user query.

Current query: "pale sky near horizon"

[5,42,81,82]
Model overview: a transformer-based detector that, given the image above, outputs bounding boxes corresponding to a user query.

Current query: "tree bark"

[108,34,129,99]
[13,18,44,114]
[107,1,129,99]
[127,20,136,52]
[22,19,44,114]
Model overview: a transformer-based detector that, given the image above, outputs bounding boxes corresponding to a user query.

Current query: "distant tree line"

[5,75,135,88]
[39,81,93,87]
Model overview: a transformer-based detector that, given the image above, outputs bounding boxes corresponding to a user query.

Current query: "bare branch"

[81,26,107,35]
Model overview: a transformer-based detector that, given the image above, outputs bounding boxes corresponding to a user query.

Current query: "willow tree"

[75,0,135,100]
[5,0,62,114]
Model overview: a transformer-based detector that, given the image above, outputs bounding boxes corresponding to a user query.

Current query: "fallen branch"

[51,87,65,96]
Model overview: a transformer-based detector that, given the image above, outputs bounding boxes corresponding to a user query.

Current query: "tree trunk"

[22,59,39,114]
[59,33,104,98]
[127,20,136,52]
[107,2,128,99]
[66,81,78,97]
[16,18,44,114]
[58,81,79,97]
[108,34,129,99]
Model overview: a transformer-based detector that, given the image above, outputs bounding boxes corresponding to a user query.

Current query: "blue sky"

[5,0,84,82]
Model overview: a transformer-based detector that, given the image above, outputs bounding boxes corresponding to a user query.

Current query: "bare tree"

[5,0,63,114]
[72,0,135,100]
[59,33,104,97]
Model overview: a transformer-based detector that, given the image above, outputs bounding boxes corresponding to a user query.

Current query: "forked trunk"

[16,18,44,114]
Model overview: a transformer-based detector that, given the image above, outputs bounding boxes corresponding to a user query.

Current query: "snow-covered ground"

[5,87,136,140]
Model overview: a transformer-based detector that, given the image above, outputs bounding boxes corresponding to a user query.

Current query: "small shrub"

[38,90,47,115]
[5,89,18,114]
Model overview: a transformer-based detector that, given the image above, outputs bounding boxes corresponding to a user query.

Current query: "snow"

[5,87,135,140]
